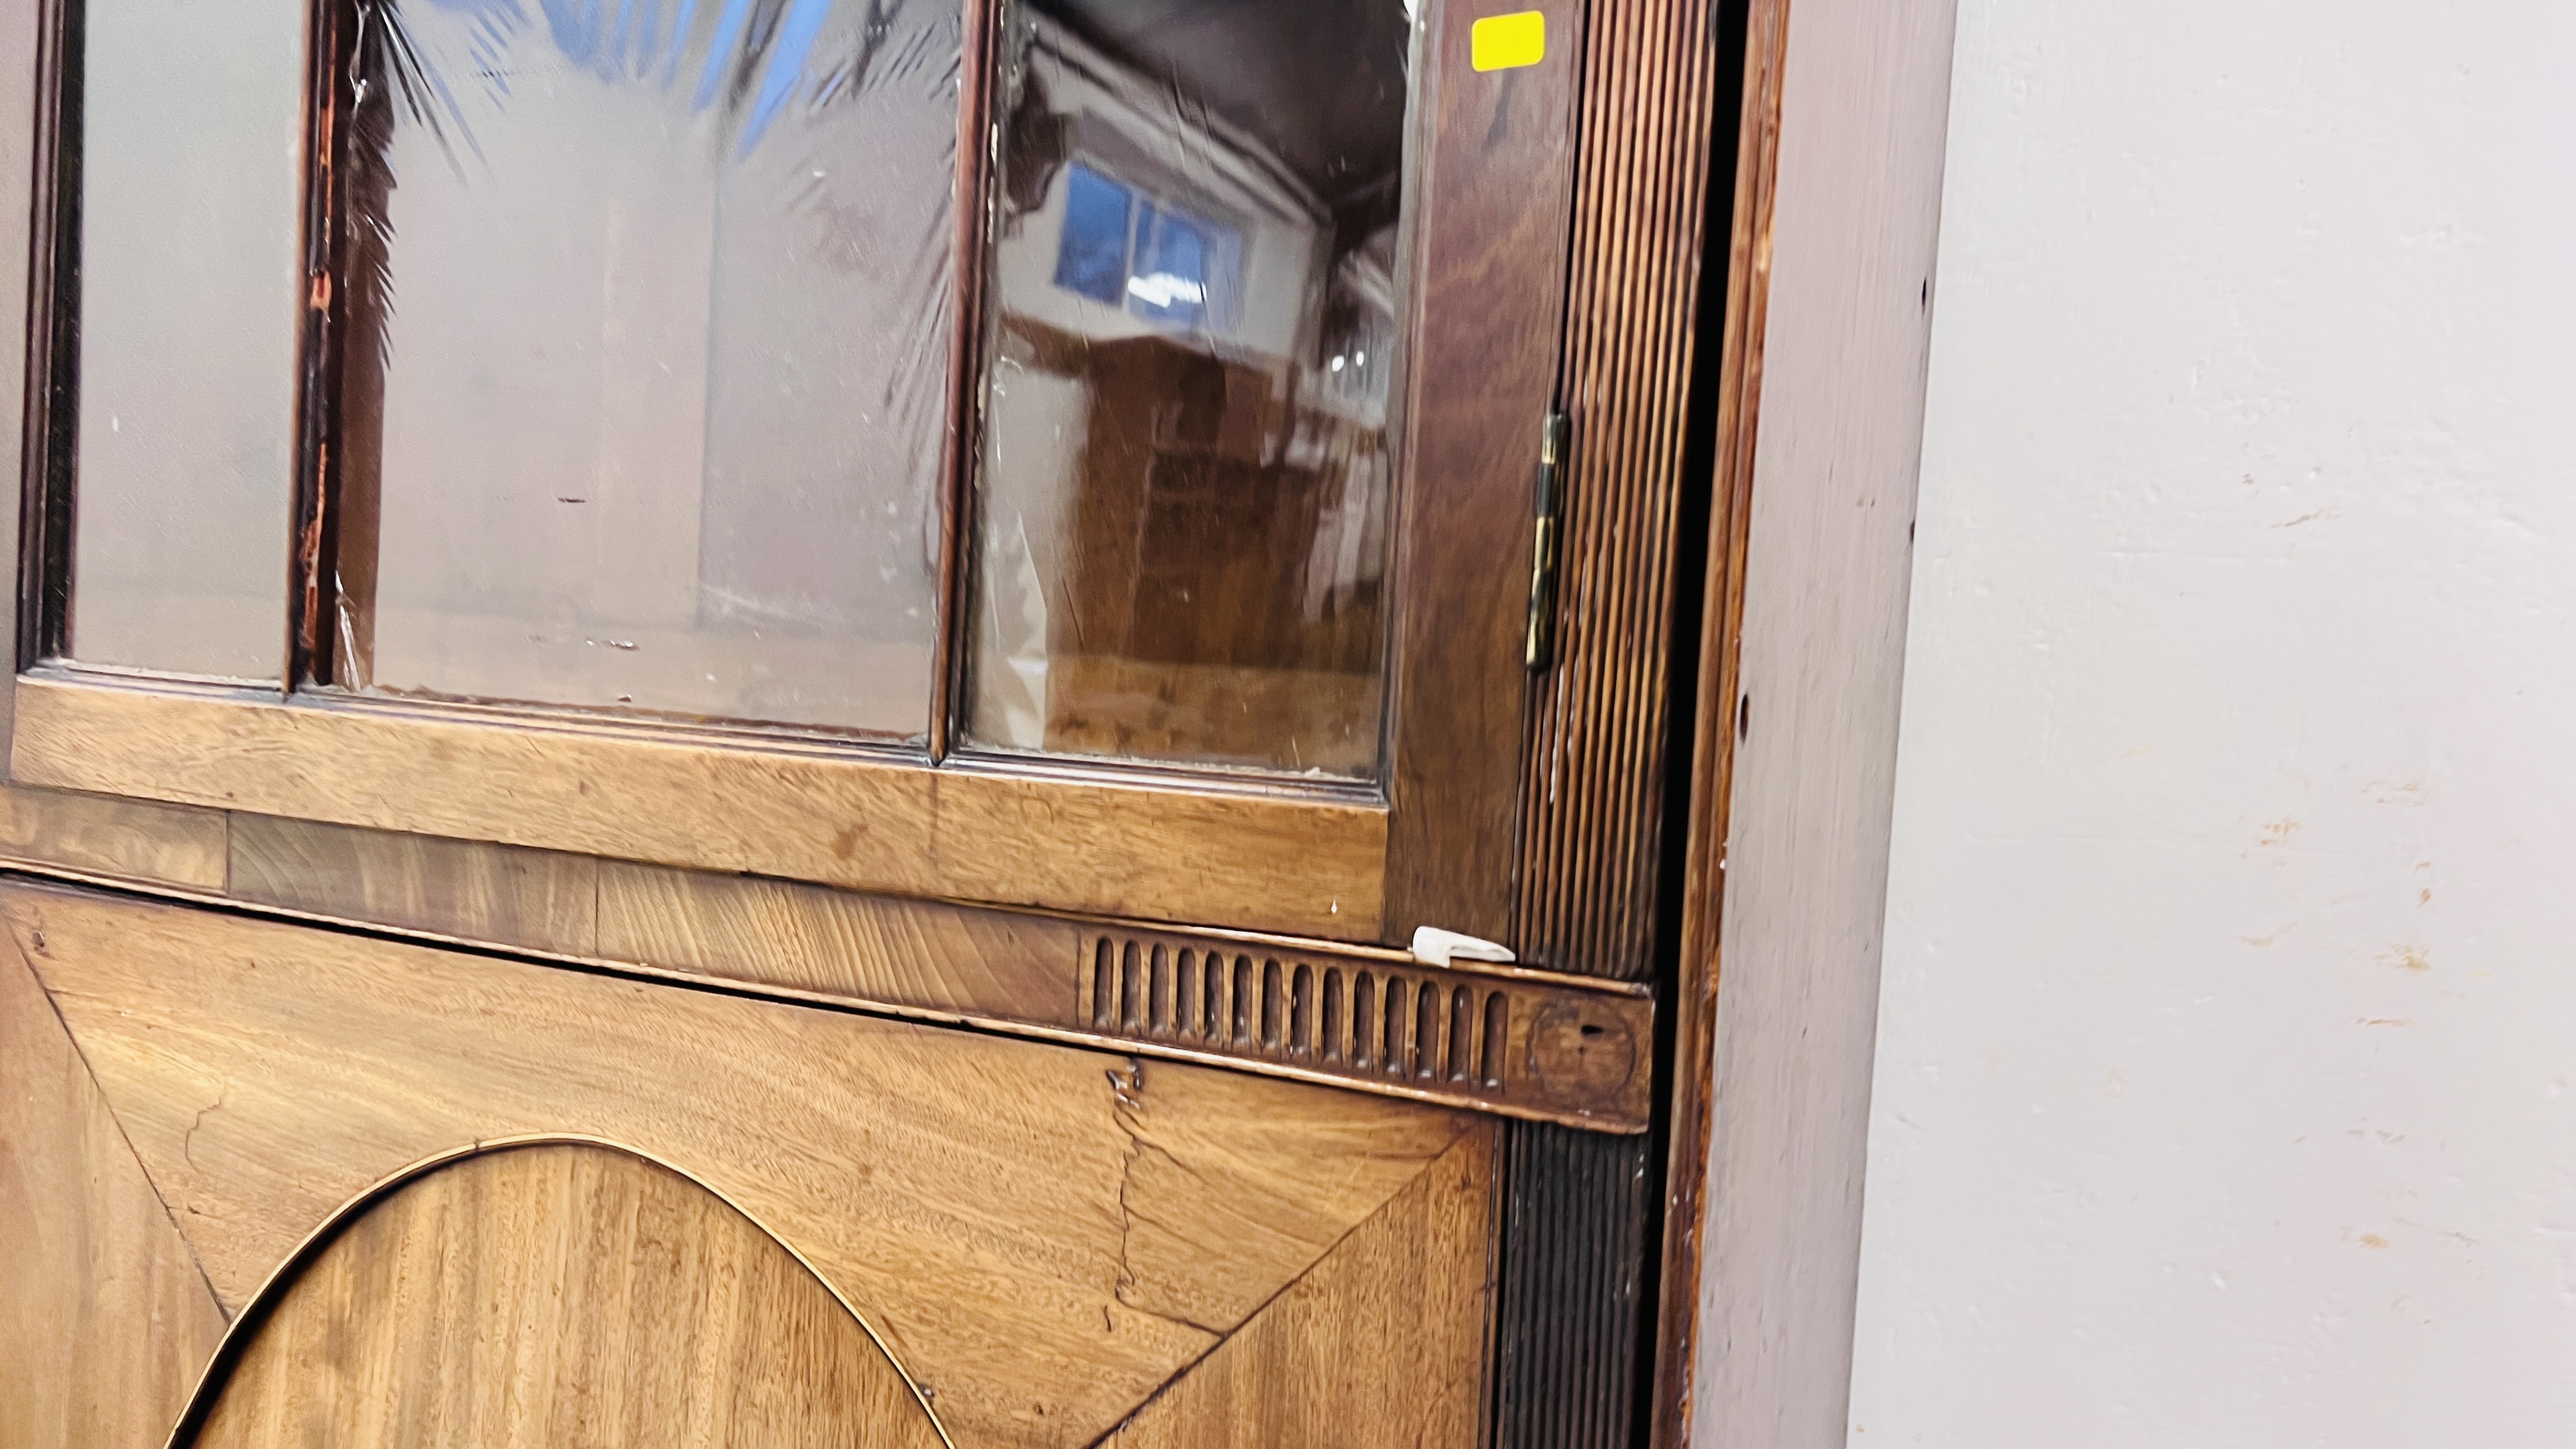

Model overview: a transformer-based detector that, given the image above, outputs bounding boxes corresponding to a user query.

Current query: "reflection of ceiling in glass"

[382,0,944,162]
[1030,0,1411,205]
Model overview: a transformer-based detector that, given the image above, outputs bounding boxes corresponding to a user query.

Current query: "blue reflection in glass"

[1128,203,1208,329]
[1052,164,1133,305]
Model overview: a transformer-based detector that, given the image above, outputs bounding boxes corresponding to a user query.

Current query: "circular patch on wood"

[1524,999,1639,1108]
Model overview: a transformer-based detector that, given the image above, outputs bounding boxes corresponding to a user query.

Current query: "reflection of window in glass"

[969,0,1413,779]
[1053,165,1133,304]
[1049,162,1243,335]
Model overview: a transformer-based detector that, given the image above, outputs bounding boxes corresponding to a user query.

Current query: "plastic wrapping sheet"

[340,0,963,736]
[962,0,1415,778]
[68,0,309,679]
[61,0,1423,772]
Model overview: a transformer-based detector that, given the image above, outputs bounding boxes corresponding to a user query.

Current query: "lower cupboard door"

[0,880,1499,1448]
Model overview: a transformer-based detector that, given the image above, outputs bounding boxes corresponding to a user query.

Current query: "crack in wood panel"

[0,912,227,1447]
[1099,1123,1498,1448]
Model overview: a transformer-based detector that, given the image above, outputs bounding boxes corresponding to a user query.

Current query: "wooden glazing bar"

[926,0,1000,764]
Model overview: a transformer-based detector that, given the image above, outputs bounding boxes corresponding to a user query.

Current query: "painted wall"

[1851,1,2576,1442]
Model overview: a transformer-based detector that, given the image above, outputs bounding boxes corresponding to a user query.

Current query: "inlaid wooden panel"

[6,881,1466,1448]
[1102,1125,1497,1448]
[0,815,1657,1129]
[180,1142,946,1449]
[0,781,227,889]
[231,812,597,953]
[594,861,1070,1022]
[0,919,227,1448]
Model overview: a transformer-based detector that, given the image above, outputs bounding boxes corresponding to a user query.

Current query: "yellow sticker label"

[1471,11,1546,72]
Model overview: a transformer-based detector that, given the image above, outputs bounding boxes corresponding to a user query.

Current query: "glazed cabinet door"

[0,0,1729,1441]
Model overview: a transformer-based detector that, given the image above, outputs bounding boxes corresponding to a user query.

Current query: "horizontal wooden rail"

[11,669,1387,937]
[0,780,1650,1130]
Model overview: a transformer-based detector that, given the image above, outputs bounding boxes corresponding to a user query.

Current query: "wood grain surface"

[1512,0,1726,981]
[181,1142,946,1449]
[0,916,227,1448]
[0,808,1655,1128]
[231,812,597,952]
[1102,1124,1498,1448]
[594,861,1072,1021]
[1653,0,1786,1435]
[0,781,228,889]
[11,672,1388,938]
[1381,0,1582,946]
[7,881,1465,1448]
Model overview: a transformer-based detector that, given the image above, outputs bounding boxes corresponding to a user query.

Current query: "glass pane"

[69,0,307,679]
[1052,164,1131,304]
[965,0,1412,778]
[342,0,962,737]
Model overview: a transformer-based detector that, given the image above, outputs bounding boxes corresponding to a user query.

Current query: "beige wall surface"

[1858,1,2576,1444]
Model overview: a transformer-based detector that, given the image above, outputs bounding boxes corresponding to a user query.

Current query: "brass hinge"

[1522,411,1572,670]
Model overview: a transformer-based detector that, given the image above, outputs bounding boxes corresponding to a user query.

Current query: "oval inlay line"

[164,1135,953,1449]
